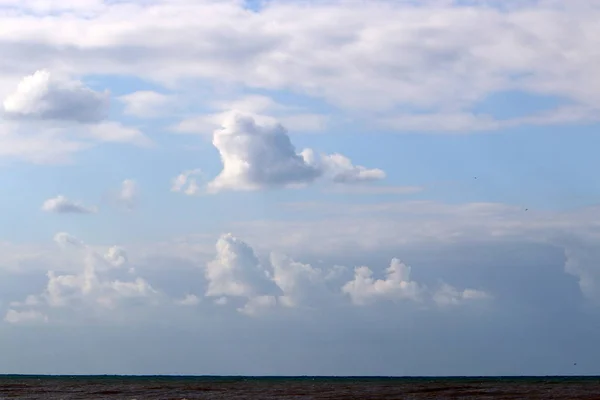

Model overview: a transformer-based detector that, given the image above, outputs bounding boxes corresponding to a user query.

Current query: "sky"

[0,0,600,376]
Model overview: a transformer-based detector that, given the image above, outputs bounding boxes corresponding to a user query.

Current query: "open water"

[0,375,599,399]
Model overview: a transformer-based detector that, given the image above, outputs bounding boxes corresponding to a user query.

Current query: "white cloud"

[176,294,200,306]
[237,295,277,316]
[204,113,383,193]
[119,90,174,118]
[4,309,48,325]
[433,283,491,307]
[342,259,423,306]
[304,151,386,184]
[171,169,203,195]
[104,246,128,268]
[270,252,338,308]
[174,95,327,134]
[117,179,138,210]
[0,1,598,131]
[54,231,86,248]
[41,195,97,214]
[2,70,108,123]
[342,258,490,307]
[205,233,277,299]
[6,232,160,319]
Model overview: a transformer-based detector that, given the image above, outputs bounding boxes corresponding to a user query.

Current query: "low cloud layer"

[4,230,491,324]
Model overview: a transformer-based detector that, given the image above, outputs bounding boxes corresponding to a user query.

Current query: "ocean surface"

[0,375,599,399]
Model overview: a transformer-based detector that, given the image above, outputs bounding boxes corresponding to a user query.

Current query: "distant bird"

[574,363,577,366]
[525,208,528,211]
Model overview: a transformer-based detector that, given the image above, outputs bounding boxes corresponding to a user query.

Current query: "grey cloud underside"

[2,70,109,123]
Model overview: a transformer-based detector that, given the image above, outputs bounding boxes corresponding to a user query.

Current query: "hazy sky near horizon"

[0,0,600,376]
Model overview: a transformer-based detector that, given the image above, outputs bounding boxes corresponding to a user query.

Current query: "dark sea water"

[0,375,599,399]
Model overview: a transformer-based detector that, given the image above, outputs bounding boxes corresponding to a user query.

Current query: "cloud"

[174,95,328,134]
[342,258,490,307]
[199,232,489,315]
[8,233,159,320]
[41,195,97,214]
[342,259,423,305]
[4,309,48,325]
[303,150,386,184]
[176,294,200,306]
[0,1,598,130]
[119,90,174,118]
[201,113,383,193]
[433,283,492,307]
[116,179,138,210]
[205,233,278,299]
[2,70,108,123]
[171,169,203,195]
[104,246,128,268]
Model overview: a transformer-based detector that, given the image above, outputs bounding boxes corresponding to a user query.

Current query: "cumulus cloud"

[342,258,490,307]
[41,195,97,214]
[205,233,278,299]
[342,259,423,305]
[2,70,108,123]
[171,169,203,195]
[200,233,489,315]
[6,232,159,321]
[104,246,128,268]
[203,113,383,193]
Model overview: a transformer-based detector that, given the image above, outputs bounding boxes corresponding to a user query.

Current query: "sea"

[0,375,599,399]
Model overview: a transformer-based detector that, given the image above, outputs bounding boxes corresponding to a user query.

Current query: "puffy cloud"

[41,195,97,214]
[303,150,386,184]
[200,233,488,315]
[2,70,108,123]
[342,258,490,307]
[171,169,203,195]
[270,253,342,308]
[205,113,383,193]
[342,259,423,306]
[104,246,128,268]
[117,179,138,210]
[8,233,159,319]
[205,233,278,298]
[53,232,85,248]
[118,90,174,118]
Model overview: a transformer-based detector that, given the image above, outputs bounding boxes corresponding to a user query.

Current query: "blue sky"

[0,0,599,376]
